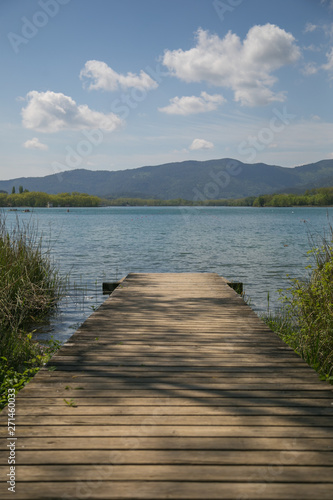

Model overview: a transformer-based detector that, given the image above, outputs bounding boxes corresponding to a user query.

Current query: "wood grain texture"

[1,272,332,499]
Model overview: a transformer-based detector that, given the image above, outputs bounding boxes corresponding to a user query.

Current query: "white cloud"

[321,0,333,9]
[80,60,158,91]
[21,90,123,133]
[304,23,318,33]
[303,44,321,52]
[23,137,48,150]
[323,23,333,40]
[189,138,214,150]
[303,40,333,76]
[301,62,319,75]
[158,91,225,115]
[162,25,301,106]
[322,47,333,71]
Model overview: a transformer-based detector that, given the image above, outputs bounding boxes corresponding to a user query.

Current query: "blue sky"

[1,0,333,180]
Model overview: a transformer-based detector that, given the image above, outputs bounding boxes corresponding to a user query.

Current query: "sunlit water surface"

[5,206,332,344]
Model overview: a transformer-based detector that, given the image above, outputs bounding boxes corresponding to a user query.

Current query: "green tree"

[0,194,8,207]
[11,186,15,194]
[19,186,23,194]
[253,194,272,207]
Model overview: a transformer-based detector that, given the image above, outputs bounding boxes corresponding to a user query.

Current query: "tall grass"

[263,222,333,381]
[0,216,63,329]
[0,213,65,407]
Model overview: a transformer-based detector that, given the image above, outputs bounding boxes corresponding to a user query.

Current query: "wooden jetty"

[1,272,333,499]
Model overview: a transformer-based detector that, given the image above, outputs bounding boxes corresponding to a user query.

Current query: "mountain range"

[1,158,333,200]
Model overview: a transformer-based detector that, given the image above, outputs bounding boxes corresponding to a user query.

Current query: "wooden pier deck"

[1,272,333,499]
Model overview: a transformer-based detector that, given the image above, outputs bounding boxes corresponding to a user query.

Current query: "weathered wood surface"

[1,272,332,499]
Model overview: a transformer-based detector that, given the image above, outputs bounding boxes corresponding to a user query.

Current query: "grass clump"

[0,213,65,408]
[263,223,333,381]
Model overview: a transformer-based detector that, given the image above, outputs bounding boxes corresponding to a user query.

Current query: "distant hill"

[1,158,332,200]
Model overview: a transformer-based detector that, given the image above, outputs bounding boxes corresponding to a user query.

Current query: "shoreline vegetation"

[1,186,333,208]
[262,225,333,382]
[0,214,65,409]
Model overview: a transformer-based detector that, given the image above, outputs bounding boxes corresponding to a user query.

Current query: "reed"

[0,213,65,407]
[0,215,63,331]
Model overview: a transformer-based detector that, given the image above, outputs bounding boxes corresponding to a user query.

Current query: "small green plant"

[63,398,77,407]
[0,358,39,408]
[47,365,57,371]
[0,337,61,409]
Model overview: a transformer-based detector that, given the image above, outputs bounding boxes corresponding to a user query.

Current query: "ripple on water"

[8,206,330,344]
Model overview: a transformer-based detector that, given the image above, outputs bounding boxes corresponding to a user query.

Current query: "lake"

[5,206,333,344]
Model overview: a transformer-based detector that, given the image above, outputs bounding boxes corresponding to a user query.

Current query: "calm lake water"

[5,206,333,344]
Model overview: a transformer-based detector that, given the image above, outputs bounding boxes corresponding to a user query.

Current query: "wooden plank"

[7,405,333,416]
[11,415,333,426]
[33,372,321,381]
[2,464,333,482]
[58,347,296,355]
[3,425,333,438]
[36,364,321,372]
[19,381,331,391]
[8,436,333,451]
[34,366,323,375]
[40,360,310,368]
[1,481,333,500]
[16,389,333,398]
[46,354,306,362]
[12,397,333,406]
[1,449,332,465]
[68,331,283,338]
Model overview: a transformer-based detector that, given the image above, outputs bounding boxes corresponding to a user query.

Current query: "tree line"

[0,191,101,207]
[105,188,333,207]
[252,187,333,207]
[1,186,333,208]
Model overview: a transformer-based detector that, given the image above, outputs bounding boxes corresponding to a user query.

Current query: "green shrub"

[263,224,333,381]
[0,337,61,409]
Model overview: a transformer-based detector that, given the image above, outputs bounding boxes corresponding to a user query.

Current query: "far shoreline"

[1,186,333,208]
